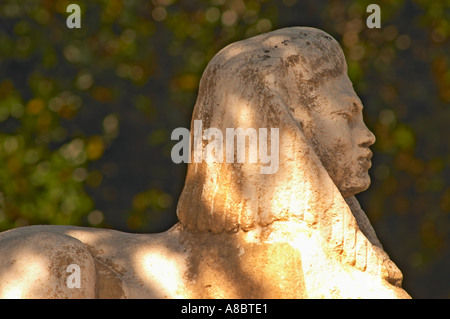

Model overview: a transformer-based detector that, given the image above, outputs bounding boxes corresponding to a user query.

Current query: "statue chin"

[338,173,371,199]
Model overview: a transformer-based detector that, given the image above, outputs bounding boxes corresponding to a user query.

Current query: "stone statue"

[0,27,410,299]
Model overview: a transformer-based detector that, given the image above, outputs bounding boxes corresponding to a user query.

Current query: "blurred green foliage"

[0,0,448,298]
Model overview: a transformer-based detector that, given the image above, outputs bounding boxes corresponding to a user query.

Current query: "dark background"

[0,0,448,298]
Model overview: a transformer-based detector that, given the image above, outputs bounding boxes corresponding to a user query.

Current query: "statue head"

[255,27,377,199]
[177,27,375,233]
[299,68,376,198]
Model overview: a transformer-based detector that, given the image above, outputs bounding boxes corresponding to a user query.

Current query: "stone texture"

[0,27,410,299]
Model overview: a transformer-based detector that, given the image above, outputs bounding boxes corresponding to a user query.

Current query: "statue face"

[302,75,376,198]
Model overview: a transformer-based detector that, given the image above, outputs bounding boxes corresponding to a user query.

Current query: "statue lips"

[359,150,373,171]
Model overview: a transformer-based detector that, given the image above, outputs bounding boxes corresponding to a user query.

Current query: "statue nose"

[363,129,376,147]
[359,125,376,148]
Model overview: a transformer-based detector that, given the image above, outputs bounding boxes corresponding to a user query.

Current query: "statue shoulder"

[0,225,98,298]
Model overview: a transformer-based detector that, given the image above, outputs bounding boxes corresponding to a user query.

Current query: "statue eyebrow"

[331,101,362,115]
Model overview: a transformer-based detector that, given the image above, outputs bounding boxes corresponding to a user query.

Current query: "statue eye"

[339,112,352,121]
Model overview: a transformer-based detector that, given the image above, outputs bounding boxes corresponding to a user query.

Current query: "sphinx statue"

[0,27,411,299]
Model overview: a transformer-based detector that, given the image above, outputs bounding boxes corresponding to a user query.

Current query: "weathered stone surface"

[0,27,410,299]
